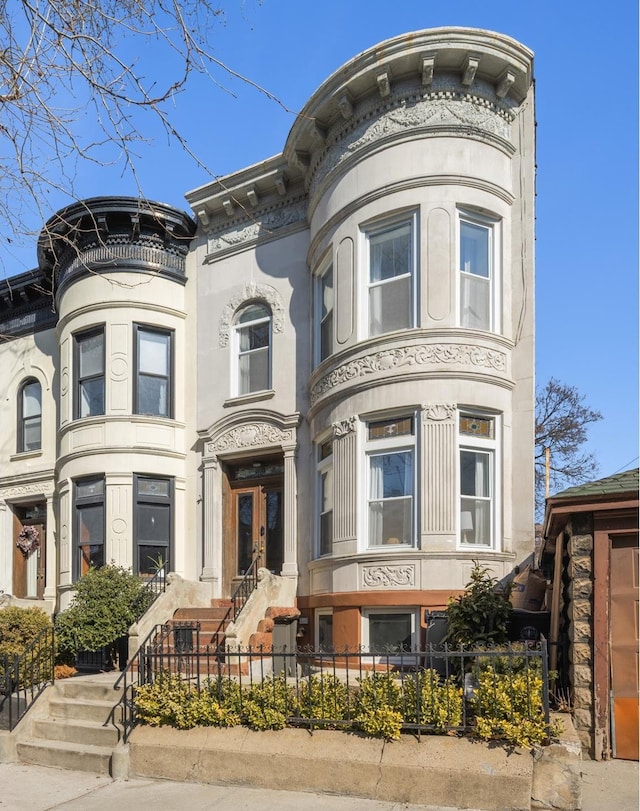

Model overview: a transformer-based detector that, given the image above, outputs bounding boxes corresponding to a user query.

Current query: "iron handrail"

[0,625,55,731]
[132,562,167,622]
[231,550,262,622]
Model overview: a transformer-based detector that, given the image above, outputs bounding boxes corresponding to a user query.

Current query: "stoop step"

[33,718,120,748]
[17,738,112,775]
[48,697,122,725]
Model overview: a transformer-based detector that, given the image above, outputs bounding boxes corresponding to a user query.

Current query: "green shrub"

[403,669,463,731]
[241,674,295,731]
[446,563,511,648]
[472,668,559,748]
[355,673,403,740]
[298,674,350,728]
[0,606,54,688]
[55,564,148,661]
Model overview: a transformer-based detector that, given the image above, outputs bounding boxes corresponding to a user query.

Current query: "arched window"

[233,302,272,396]
[19,378,42,452]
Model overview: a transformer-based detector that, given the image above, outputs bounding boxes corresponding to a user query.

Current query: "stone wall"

[566,513,595,754]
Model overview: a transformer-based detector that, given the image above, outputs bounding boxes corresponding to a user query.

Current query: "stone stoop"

[15,674,122,775]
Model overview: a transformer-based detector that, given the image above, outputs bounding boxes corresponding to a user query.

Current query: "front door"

[224,460,284,595]
[13,503,46,600]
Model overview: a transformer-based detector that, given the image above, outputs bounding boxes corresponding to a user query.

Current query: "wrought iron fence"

[0,625,55,731]
[118,622,550,741]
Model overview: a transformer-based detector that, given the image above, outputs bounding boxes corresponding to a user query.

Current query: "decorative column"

[281,444,298,578]
[421,404,457,550]
[333,416,358,547]
[0,500,10,596]
[43,495,57,601]
[201,452,222,597]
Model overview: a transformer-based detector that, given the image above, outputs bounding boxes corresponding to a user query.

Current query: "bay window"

[134,475,172,575]
[74,477,105,579]
[366,217,416,337]
[135,325,172,417]
[459,213,498,332]
[366,416,415,548]
[315,262,334,364]
[459,414,497,547]
[74,327,105,418]
[316,438,334,557]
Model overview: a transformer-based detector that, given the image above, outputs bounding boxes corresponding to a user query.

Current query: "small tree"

[535,377,602,514]
[55,564,147,662]
[446,564,511,648]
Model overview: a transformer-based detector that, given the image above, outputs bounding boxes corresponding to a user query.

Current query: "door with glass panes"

[225,461,284,595]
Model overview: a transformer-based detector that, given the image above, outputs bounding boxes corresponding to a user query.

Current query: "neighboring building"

[0,28,536,648]
[542,469,639,760]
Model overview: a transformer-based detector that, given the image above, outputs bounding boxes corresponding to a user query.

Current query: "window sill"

[10,450,43,462]
[224,390,275,408]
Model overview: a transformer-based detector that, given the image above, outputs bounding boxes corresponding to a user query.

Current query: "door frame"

[12,502,46,600]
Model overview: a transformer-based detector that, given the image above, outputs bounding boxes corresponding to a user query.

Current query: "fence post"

[541,637,550,725]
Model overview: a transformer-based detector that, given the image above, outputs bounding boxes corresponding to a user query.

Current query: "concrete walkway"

[0,757,637,810]
[0,762,478,811]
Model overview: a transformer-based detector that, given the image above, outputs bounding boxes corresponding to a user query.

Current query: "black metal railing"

[120,628,551,739]
[133,562,168,622]
[231,552,261,621]
[0,625,55,732]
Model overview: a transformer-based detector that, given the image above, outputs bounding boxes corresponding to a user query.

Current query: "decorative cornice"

[332,416,357,437]
[310,342,506,405]
[0,480,56,500]
[206,199,307,257]
[218,283,285,348]
[208,422,295,454]
[422,403,457,421]
[362,564,416,588]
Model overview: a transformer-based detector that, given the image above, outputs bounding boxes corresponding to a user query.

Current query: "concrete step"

[17,738,112,775]
[49,697,122,725]
[33,718,120,748]
[56,678,122,703]
[173,607,232,621]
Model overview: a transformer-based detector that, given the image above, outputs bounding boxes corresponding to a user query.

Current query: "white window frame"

[362,608,417,658]
[315,609,334,651]
[361,212,418,339]
[314,257,334,366]
[231,302,272,397]
[316,436,334,558]
[363,414,417,550]
[457,210,501,333]
[458,412,501,550]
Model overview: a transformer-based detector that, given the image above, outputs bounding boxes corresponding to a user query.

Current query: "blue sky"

[2,1,638,484]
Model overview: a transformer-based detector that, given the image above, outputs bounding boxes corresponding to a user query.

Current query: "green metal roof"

[552,468,639,500]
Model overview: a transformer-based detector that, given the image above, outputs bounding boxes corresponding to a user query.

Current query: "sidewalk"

[580,758,638,811]
[0,762,477,811]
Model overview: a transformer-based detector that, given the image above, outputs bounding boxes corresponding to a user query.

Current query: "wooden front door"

[610,534,639,760]
[13,504,46,600]
[224,462,284,595]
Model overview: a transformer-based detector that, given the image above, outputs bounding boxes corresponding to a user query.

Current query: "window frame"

[133,474,173,576]
[314,258,334,366]
[73,476,105,581]
[316,436,334,558]
[18,377,42,453]
[363,414,417,550]
[362,608,417,658]
[315,609,334,652]
[458,412,500,550]
[458,210,501,333]
[73,326,105,420]
[231,302,273,397]
[133,324,173,418]
[362,212,418,339]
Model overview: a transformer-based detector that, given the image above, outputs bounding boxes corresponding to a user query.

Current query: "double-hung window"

[233,303,271,395]
[459,213,498,332]
[18,378,42,452]
[366,416,415,548]
[316,438,333,557]
[134,475,172,575]
[459,414,497,548]
[315,262,334,364]
[135,325,172,417]
[74,328,105,418]
[366,217,416,337]
[74,477,105,579]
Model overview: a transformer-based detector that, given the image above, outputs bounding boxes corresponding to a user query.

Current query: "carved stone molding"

[332,416,357,437]
[207,200,307,255]
[362,564,416,588]
[218,283,285,348]
[311,343,506,404]
[209,422,295,454]
[0,481,55,500]
[422,403,457,421]
[309,81,514,197]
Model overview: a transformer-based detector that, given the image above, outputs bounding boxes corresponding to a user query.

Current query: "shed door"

[610,535,639,760]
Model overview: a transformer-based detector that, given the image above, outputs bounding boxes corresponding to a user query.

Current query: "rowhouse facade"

[0,28,536,649]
